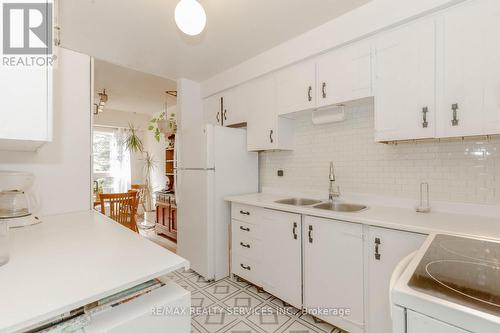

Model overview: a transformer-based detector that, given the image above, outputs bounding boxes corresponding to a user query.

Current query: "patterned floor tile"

[246,285,273,301]
[191,291,217,309]
[180,269,346,333]
[279,320,323,333]
[246,305,293,333]
[204,280,241,301]
[223,290,264,310]
[193,306,241,333]
[269,298,302,316]
[221,320,266,333]
[298,314,337,333]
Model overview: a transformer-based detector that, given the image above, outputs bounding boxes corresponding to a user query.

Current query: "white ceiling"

[94,60,177,115]
[60,0,371,81]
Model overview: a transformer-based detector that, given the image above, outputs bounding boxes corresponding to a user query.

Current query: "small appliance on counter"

[391,234,500,333]
[0,170,40,228]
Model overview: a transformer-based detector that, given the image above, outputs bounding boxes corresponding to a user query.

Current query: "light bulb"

[175,0,207,36]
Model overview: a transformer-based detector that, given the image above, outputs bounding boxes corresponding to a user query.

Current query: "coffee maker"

[0,171,40,228]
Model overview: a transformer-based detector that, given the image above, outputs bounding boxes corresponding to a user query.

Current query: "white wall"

[260,103,500,206]
[0,48,92,216]
[202,0,465,96]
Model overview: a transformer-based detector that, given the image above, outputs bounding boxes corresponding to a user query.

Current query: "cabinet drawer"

[232,219,260,240]
[231,203,261,223]
[232,230,261,260]
[231,254,259,286]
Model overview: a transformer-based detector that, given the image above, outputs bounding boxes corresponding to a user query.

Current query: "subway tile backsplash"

[259,103,500,205]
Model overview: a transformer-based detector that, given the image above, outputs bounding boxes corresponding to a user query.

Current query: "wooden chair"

[131,184,147,212]
[99,192,140,233]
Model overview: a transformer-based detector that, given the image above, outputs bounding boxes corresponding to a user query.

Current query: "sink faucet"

[328,162,340,202]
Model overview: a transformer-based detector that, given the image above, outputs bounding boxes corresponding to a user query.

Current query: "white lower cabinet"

[230,203,428,333]
[261,210,302,309]
[407,310,468,333]
[365,226,426,333]
[303,216,365,333]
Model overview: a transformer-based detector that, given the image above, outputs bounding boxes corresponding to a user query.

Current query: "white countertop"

[225,193,500,240]
[0,210,188,333]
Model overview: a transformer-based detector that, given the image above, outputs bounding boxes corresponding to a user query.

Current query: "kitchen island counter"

[0,210,188,333]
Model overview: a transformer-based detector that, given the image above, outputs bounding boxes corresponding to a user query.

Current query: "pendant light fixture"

[174,0,207,36]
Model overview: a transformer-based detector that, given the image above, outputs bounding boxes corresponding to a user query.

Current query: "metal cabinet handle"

[239,210,250,216]
[240,242,250,249]
[292,222,298,240]
[451,103,459,126]
[322,82,327,99]
[224,109,227,121]
[307,86,312,102]
[375,238,381,260]
[239,226,250,232]
[216,112,220,124]
[422,107,429,128]
[269,129,274,143]
[308,225,313,243]
[240,264,251,271]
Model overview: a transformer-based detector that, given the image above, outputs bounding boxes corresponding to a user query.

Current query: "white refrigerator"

[176,124,258,281]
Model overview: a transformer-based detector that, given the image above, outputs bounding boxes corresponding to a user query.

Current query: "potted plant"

[123,124,156,212]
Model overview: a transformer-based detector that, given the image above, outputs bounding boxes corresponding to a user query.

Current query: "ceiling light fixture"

[93,89,108,115]
[174,0,206,36]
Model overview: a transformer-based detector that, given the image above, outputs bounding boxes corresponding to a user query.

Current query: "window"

[93,127,131,194]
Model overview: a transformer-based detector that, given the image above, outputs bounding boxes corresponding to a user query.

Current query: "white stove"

[391,234,500,333]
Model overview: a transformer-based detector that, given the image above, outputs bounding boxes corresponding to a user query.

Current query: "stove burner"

[409,235,500,317]
[425,260,500,308]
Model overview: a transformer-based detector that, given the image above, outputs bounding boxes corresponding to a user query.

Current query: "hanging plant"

[148,112,177,142]
[148,111,166,142]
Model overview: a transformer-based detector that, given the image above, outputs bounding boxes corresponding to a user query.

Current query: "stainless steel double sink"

[275,198,367,212]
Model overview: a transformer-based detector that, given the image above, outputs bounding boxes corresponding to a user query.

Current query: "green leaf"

[148,125,154,131]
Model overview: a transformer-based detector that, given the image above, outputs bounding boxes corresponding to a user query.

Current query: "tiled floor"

[165,269,346,333]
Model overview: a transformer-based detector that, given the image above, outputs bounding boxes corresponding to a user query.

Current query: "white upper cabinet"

[0,1,53,151]
[246,75,294,151]
[437,0,500,137]
[275,60,316,115]
[374,18,436,142]
[317,41,372,108]
[203,86,247,127]
[221,86,246,127]
[203,94,221,126]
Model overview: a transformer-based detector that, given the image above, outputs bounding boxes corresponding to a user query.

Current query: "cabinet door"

[438,0,500,137]
[317,41,372,108]
[0,62,51,145]
[374,18,436,142]
[407,310,468,333]
[222,87,247,127]
[482,0,500,134]
[203,95,222,126]
[366,227,426,333]
[304,216,364,333]
[246,75,277,151]
[276,60,316,115]
[261,210,302,308]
